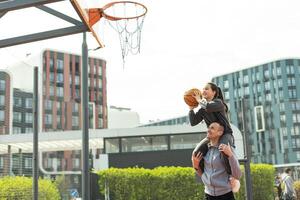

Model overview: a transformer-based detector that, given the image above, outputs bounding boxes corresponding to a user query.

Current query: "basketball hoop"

[88,1,147,65]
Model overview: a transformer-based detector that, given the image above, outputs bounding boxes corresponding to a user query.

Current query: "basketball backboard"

[70,0,104,48]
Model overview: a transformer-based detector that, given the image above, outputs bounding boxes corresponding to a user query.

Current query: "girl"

[189,82,234,173]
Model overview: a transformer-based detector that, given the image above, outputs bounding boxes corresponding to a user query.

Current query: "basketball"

[184,88,201,107]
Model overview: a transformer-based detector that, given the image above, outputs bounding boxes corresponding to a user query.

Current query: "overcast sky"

[1,0,300,123]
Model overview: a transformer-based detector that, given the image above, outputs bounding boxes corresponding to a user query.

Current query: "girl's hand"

[218,143,233,157]
[192,90,202,103]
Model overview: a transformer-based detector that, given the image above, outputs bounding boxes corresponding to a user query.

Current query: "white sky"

[1,0,300,123]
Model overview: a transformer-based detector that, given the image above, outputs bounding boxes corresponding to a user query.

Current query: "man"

[281,168,296,200]
[192,122,242,200]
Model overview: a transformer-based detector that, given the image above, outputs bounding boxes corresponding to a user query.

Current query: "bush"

[294,181,300,200]
[0,176,60,200]
[97,164,275,200]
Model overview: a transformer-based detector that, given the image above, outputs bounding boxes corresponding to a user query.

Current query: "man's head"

[284,168,292,175]
[207,122,224,140]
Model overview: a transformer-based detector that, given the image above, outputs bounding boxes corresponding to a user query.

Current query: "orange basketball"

[184,88,201,107]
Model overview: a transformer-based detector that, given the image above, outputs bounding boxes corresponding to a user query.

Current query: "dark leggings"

[205,191,235,200]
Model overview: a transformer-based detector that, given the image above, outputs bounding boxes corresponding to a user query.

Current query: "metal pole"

[241,98,253,200]
[33,67,39,200]
[81,32,90,200]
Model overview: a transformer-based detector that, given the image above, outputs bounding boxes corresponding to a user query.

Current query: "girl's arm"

[189,108,205,126]
[205,99,225,113]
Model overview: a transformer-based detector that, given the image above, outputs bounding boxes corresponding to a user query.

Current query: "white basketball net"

[103,2,146,65]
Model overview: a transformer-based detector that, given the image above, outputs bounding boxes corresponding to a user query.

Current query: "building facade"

[212,58,300,165]
[1,49,108,176]
[0,71,12,136]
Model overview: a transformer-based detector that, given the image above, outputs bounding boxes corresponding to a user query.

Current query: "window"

[57,59,64,70]
[45,100,52,110]
[288,78,296,86]
[280,114,286,124]
[14,97,22,107]
[49,86,54,96]
[72,103,79,113]
[50,58,54,69]
[170,133,205,149]
[288,89,296,99]
[254,106,265,132]
[99,66,102,75]
[265,81,270,91]
[72,158,80,169]
[24,157,32,169]
[243,75,249,84]
[25,113,33,123]
[13,112,22,122]
[25,127,33,133]
[75,76,80,85]
[56,87,63,97]
[57,73,63,83]
[105,138,119,153]
[0,110,4,121]
[0,157,3,168]
[0,80,5,90]
[297,152,300,162]
[224,80,229,89]
[0,95,5,105]
[25,98,32,109]
[121,136,168,152]
[13,127,22,134]
[45,114,52,125]
[244,87,249,96]
[72,116,78,126]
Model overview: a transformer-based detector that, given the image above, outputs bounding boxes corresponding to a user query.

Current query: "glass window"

[72,103,79,113]
[13,112,22,122]
[121,136,168,152]
[49,86,54,96]
[50,72,55,82]
[98,118,103,128]
[45,114,52,125]
[72,158,80,169]
[99,66,102,75]
[0,95,5,105]
[224,80,229,89]
[170,133,204,150]
[75,76,80,85]
[57,73,63,83]
[14,97,22,107]
[0,80,5,90]
[244,87,249,95]
[13,127,22,134]
[57,87,64,97]
[25,127,33,133]
[57,59,64,70]
[72,116,79,126]
[0,157,3,168]
[24,157,32,169]
[243,75,249,84]
[25,98,32,109]
[45,99,52,110]
[25,113,33,123]
[265,82,270,91]
[50,58,54,69]
[0,110,4,121]
[105,138,119,153]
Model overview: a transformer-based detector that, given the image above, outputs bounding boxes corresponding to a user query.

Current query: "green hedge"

[294,181,300,199]
[0,176,60,200]
[98,164,275,200]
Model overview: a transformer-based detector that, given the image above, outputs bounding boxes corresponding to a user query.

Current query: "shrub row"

[98,164,275,200]
[0,176,60,200]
